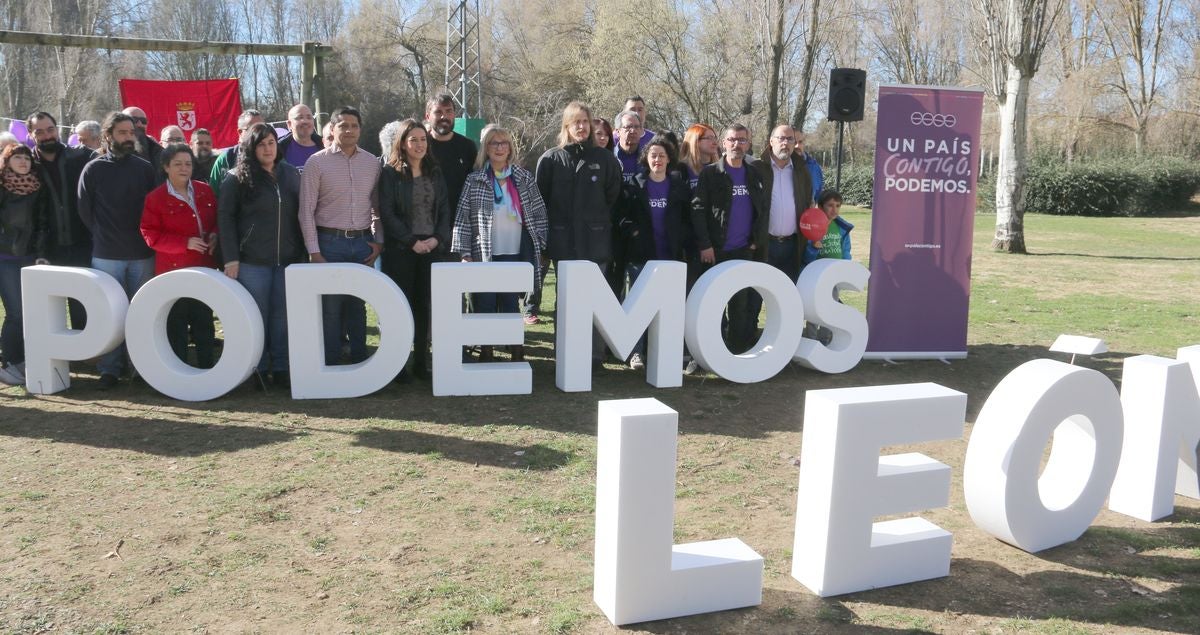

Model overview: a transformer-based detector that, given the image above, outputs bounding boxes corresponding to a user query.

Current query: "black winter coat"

[617,170,691,264]
[217,163,306,266]
[377,164,453,252]
[0,186,50,259]
[535,142,622,263]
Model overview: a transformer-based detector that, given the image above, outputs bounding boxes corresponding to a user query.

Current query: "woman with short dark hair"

[218,123,306,389]
[140,143,219,370]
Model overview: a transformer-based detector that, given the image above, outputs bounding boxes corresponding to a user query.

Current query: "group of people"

[0,92,851,391]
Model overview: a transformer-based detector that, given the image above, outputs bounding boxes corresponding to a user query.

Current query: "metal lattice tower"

[445,0,482,118]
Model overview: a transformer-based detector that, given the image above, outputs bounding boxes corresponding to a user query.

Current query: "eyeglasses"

[725,138,749,145]
[772,135,795,142]
[620,125,644,132]
[488,141,510,148]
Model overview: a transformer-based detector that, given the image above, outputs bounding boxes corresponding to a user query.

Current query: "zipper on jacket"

[274,180,282,266]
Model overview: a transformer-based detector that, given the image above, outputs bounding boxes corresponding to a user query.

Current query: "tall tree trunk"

[790,0,822,130]
[765,0,786,135]
[993,70,1031,253]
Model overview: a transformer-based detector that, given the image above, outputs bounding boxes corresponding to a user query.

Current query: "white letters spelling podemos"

[19,260,871,400]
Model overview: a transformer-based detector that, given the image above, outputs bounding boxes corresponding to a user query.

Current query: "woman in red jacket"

[140,144,219,368]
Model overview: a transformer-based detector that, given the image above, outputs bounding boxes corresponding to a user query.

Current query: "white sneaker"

[0,364,24,386]
[683,359,701,376]
[629,353,645,370]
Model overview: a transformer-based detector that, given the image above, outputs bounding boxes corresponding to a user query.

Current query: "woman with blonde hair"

[679,123,719,192]
[451,127,548,362]
[534,101,622,367]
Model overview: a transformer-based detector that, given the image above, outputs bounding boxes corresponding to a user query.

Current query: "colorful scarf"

[489,165,524,222]
[1,168,40,196]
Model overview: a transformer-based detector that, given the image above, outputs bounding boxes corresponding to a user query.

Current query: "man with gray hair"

[613,109,644,182]
[74,120,102,151]
[208,109,264,192]
[160,125,185,145]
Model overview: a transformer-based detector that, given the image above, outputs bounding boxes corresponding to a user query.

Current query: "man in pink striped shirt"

[298,106,382,365]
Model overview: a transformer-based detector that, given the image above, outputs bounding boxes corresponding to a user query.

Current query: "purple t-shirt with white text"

[616,146,640,182]
[724,163,752,251]
[285,140,322,173]
[647,177,671,259]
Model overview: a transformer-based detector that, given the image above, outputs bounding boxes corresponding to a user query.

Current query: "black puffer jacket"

[217,162,306,266]
[0,187,50,259]
[535,142,622,263]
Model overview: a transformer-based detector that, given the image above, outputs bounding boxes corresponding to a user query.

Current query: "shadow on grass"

[351,426,573,470]
[1033,517,1200,581]
[856,557,1200,634]
[17,341,1135,441]
[0,408,305,457]
[629,586,926,634]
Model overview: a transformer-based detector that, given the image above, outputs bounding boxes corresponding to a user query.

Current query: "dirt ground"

[2,335,1198,634]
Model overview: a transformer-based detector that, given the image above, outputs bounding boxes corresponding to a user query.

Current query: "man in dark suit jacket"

[757,124,815,283]
[691,123,769,353]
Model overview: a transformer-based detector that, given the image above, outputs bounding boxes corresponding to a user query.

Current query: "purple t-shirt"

[647,177,671,259]
[686,164,700,192]
[615,146,640,182]
[284,139,321,173]
[724,163,752,251]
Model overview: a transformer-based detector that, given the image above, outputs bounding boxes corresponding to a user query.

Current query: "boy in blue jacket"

[801,189,852,344]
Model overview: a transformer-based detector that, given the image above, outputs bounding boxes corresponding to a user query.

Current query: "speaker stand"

[834,120,845,192]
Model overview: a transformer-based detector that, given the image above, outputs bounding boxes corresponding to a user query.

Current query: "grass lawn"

[1,210,1198,634]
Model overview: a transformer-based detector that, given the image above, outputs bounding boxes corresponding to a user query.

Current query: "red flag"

[119,79,243,148]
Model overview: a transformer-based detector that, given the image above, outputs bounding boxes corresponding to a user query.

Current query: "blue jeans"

[317,233,371,365]
[92,256,155,376]
[0,259,28,366]
[473,232,535,315]
[237,262,289,372]
[746,235,799,339]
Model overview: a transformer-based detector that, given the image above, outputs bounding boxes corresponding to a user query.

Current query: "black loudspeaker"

[828,68,866,122]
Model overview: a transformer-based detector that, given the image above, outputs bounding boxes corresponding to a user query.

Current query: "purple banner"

[864,85,984,359]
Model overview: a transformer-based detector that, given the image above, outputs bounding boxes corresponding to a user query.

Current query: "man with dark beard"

[190,128,216,181]
[77,112,158,389]
[27,111,94,328]
[424,92,476,211]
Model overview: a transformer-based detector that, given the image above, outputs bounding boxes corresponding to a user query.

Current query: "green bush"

[825,156,1200,216]
[1021,156,1200,216]
[826,163,874,207]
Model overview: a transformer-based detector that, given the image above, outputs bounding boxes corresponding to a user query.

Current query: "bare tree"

[870,0,963,85]
[974,0,1065,253]
[1095,0,1173,155]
